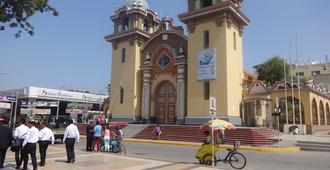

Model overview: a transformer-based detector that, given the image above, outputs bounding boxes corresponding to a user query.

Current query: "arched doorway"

[279,97,305,125]
[312,98,318,125]
[156,82,176,124]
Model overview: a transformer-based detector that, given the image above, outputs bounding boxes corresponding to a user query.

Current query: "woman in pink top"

[103,126,111,152]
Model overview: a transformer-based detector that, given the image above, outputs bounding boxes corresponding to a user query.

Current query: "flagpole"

[284,58,288,125]
[296,34,302,125]
[290,41,295,125]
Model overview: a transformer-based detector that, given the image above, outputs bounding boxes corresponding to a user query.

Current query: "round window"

[158,54,170,69]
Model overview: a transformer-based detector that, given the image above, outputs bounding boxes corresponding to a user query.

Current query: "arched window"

[201,0,213,8]
[123,18,130,30]
[326,104,330,125]
[312,99,318,125]
[143,20,149,32]
[120,88,124,104]
[320,101,325,125]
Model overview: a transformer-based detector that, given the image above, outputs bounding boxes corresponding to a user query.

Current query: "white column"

[141,70,152,122]
[176,65,186,124]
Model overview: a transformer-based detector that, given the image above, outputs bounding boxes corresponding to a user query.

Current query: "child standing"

[103,126,110,152]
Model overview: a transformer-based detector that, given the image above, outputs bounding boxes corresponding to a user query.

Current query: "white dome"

[125,0,149,11]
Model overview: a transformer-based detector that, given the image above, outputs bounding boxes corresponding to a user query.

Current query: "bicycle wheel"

[229,152,246,169]
[119,142,126,155]
[198,159,204,164]
[202,154,217,166]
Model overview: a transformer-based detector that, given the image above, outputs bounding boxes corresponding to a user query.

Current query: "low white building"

[0,86,108,125]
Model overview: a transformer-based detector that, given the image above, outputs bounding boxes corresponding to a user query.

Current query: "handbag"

[11,138,21,151]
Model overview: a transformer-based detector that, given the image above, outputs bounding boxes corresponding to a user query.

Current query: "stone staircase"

[296,141,330,152]
[133,125,278,146]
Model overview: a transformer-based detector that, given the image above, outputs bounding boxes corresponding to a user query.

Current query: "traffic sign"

[209,96,216,116]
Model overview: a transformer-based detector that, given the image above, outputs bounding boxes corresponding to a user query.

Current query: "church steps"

[133,125,278,146]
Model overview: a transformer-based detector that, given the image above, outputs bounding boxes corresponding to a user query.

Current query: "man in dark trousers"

[0,117,13,169]
[85,121,94,151]
[38,122,54,166]
[22,121,40,170]
[13,119,29,169]
[63,119,80,163]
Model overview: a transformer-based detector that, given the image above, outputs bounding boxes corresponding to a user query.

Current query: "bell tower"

[179,0,249,124]
[105,0,160,122]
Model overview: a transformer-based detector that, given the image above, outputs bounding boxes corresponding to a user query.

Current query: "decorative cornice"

[179,1,249,26]
[105,28,150,43]
[187,22,196,33]
[247,80,330,101]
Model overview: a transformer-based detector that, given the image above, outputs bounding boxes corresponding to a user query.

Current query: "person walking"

[0,117,13,169]
[22,121,40,170]
[85,121,94,151]
[152,124,161,140]
[38,122,55,166]
[63,119,80,163]
[92,121,102,152]
[13,119,29,169]
[103,126,110,152]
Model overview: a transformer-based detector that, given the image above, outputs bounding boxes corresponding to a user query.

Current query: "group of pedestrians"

[0,117,80,170]
[85,121,123,152]
[0,118,55,170]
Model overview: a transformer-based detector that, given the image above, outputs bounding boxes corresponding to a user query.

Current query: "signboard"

[209,96,216,116]
[0,102,11,109]
[21,101,58,107]
[36,88,105,102]
[66,102,92,114]
[198,48,216,81]
[67,102,93,109]
[20,108,51,115]
[0,95,16,102]
[66,108,88,114]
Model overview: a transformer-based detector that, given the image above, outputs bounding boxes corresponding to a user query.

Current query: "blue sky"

[0,0,329,94]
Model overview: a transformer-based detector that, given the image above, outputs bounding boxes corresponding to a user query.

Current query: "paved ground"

[2,132,330,170]
[2,143,220,170]
[125,142,330,170]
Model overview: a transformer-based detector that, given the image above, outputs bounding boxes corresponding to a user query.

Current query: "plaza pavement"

[2,144,221,170]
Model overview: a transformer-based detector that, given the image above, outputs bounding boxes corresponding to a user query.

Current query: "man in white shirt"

[63,119,80,163]
[22,121,40,170]
[13,120,29,169]
[38,122,54,166]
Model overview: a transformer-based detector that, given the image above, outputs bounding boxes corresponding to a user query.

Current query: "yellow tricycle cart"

[195,143,218,165]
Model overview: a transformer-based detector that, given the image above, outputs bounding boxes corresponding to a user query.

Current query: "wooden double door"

[156,82,176,124]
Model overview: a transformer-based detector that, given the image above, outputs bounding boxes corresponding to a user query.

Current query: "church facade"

[105,0,249,125]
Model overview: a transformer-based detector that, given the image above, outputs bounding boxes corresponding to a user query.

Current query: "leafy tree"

[298,76,312,85]
[255,56,290,84]
[0,0,58,38]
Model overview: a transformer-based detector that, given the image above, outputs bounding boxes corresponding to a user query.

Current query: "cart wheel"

[203,154,217,166]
